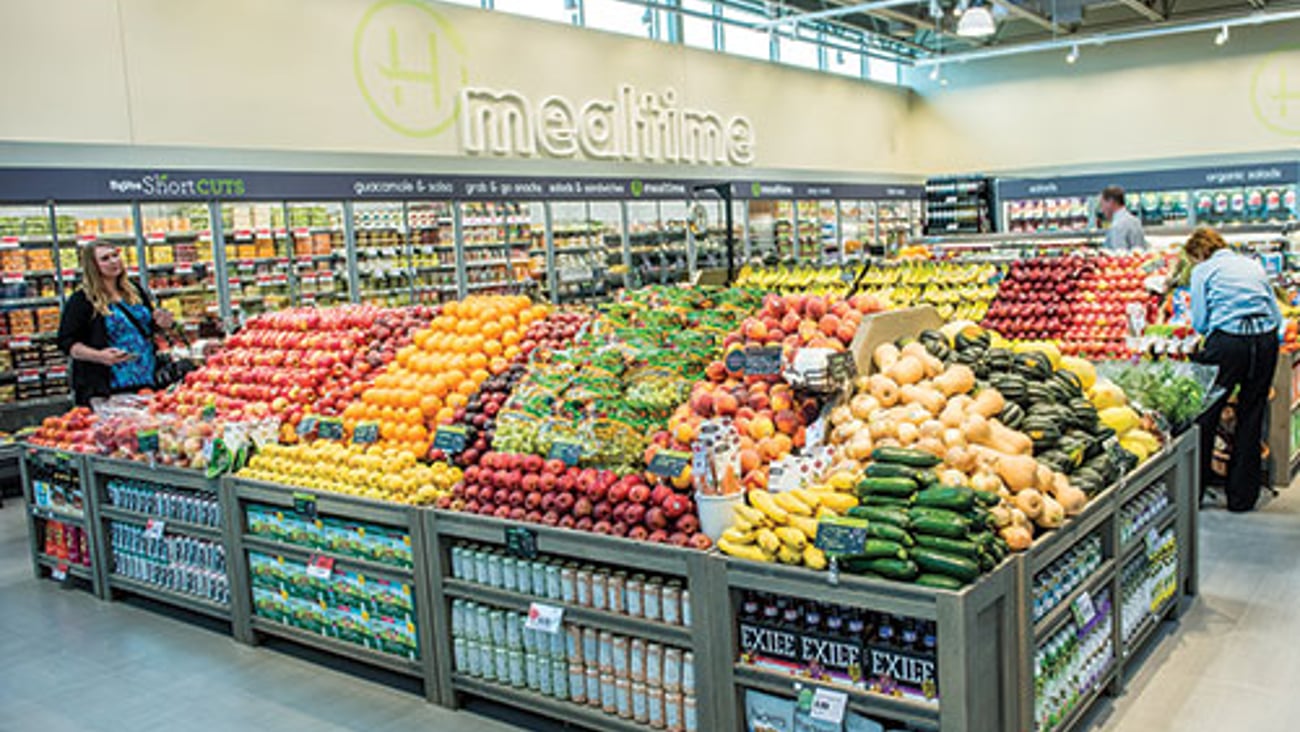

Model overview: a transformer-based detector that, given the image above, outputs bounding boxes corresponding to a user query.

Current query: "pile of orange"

[342,295,549,457]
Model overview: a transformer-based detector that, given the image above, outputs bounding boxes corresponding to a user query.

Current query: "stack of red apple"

[155,305,435,426]
[27,407,99,453]
[517,310,590,362]
[1061,254,1159,359]
[722,292,882,356]
[431,362,529,468]
[981,255,1090,341]
[443,451,713,549]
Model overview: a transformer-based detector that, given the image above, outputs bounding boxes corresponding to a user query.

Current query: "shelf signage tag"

[306,555,335,580]
[504,525,538,560]
[293,491,317,518]
[51,563,68,582]
[647,449,691,479]
[809,688,849,724]
[352,421,380,445]
[525,602,565,635]
[9,338,30,349]
[136,428,159,455]
[144,519,166,540]
[549,440,583,467]
[745,346,784,377]
[0,236,18,248]
[1,272,24,284]
[433,425,468,455]
[723,348,747,375]
[813,516,870,557]
[826,351,856,384]
[316,418,344,441]
[1071,591,1097,628]
[146,232,165,242]
[296,415,318,437]
[174,263,193,275]
[293,227,310,237]
[1146,529,1161,557]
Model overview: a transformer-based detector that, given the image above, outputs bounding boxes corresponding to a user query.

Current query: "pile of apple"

[660,292,881,491]
[445,451,713,549]
[1061,254,1159,360]
[432,362,530,468]
[156,305,434,427]
[518,310,590,361]
[27,407,99,453]
[981,256,1089,341]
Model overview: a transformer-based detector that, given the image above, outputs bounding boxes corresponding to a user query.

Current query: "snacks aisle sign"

[352,0,755,166]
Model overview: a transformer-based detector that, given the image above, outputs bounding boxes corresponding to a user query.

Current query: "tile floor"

[2,486,1297,731]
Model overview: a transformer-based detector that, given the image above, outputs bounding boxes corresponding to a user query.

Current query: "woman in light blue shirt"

[1187,228,1281,512]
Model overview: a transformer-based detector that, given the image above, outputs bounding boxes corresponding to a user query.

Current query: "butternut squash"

[940,402,967,429]
[868,374,900,407]
[971,389,1006,419]
[900,341,930,363]
[1014,488,1044,520]
[996,454,1039,493]
[1036,494,1065,529]
[829,405,853,427]
[963,414,992,445]
[849,393,879,421]
[873,343,901,372]
[1035,464,1054,492]
[886,355,926,386]
[900,384,945,415]
[897,422,920,446]
[988,503,1013,529]
[831,420,865,445]
[919,420,945,440]
[868,417,897,440]
[845,431,875,461]
[987,419,1032,455]
[934,364,976,397]
[941,427,967,449]
[937,469,968,487]
[914,437,946,458]
[969,471,1003,494]
[944,445,977,473]
[999,524,1034,552]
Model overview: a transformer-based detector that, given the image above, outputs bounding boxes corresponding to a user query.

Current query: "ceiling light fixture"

[929,63,942,80]
[1214,25,1229,45]
[1066,44,1079,63]
[957,5,997,37]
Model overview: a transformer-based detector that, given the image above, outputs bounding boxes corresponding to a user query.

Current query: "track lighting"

[1066,44,1079,64]
[1214,25,1229,45]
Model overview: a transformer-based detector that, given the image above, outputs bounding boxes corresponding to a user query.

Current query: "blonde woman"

[57,241,174,405]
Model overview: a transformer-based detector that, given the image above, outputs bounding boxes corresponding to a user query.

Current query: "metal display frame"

[223,476,441,702]
[18,446,103,596]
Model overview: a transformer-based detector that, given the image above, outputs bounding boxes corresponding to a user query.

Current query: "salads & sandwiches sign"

[353,0,755,165]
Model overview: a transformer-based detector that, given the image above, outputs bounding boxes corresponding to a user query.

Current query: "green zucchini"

[862,494,913,509]
[977,551,996,572]
[857,539,909,560]
[916,573,967,590]
[914,486,976,512]
[867,523,915,546]
[972,490,1001,507]
[910,547,981,582]
[908,509,972,539]
[847,506,910,528]
[864,463,920,480]
[854,558,918,581]
[870,447,942,468]
[856,477,919,498]
[913,534,981,559]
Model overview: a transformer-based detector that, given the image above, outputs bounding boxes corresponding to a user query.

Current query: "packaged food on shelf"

[42,520,92,568]
[244,503,414,568]
[108,521,229,605]
[1034,589,1113,731]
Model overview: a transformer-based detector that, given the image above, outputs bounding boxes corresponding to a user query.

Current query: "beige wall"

[0,0,917,176]
[904,21,1300,174]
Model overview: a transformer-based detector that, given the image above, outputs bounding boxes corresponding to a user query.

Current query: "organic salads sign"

[352,0,755,166]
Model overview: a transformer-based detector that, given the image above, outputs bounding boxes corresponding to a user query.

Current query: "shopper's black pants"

[1194,330,1278,512]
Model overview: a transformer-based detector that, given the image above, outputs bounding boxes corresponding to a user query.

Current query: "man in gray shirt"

[1098,185,1147,251]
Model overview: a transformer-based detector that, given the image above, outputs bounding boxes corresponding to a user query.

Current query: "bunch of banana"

[715,486,858,570]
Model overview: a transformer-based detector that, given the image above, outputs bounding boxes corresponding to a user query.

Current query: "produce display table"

[15,431,1201,732]
[1267,350,1300,490]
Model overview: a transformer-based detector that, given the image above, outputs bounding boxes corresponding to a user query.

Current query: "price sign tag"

[744,346,784,377]
[647,449,691,479]
[1146,529,1161,557]
[827,351,856,383]
[549,440,583,467]
[51,563,69,582]
[293,227,310,237]
[234,230,252,240]
[809,688,849,724]
[146,232,165,243]
[255,228,271,238]
[296,415,318,437]
[505,526,539,559]
[1071,591,1097,628]
[174,263,193,275]
[316,418,344,441]
[525,602,565,634]
[1,272,24,285]
[813,516,870,556]
[0,236,18,248]
[293,491,317,518]
[352,421,380,445]
[723,348,747,375]
[9,338,30,349]
[433,425,468,455]
[136,428,159,455]
[306,555,335,579]
[274,228,287,237]
[144,519,166,540]
[201,403,218,422]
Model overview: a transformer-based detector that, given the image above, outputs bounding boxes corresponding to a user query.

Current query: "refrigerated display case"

[626,201,689,287]
[879,199,923,251]
[0,205,65,407]
[841,200,877,260]
[549,201,614,304]
[460,201,533,297]
[772,200,796,261]
[138,203,221,339]
[220,204,291,323]
[353,201,412,306]
[690,198,744,274]
[797,198,839,264]
[407,200,456,306]
[286,202,349,308]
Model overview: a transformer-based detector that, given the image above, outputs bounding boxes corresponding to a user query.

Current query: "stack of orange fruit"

[342,295,550,457]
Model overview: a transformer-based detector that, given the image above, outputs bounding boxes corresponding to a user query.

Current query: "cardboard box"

[847,306,944,378]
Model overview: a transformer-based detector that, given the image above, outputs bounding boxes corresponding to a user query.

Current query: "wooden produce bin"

[1266,349,1300,490]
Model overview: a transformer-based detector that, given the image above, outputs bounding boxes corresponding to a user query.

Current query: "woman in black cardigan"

[57,241,174,406]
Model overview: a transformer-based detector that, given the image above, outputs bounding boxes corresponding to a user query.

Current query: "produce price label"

[647,450,691,479]
[433,425,468,454]
[549,440,583,467]
[723,349,747,375]
[292,492,317,518]
[144,519,166,540]
[809,688,849,724]
[1,272,24,284]
[827,351,856,383]
[174,263,193,275]
[745,346,784,376]
[504,526,539,560]
[1071,591,1097,628]
[352,421,380,445]
[525,602,565,634]
[136,428,159,455]
[316,418,344,441]
[306,555,335,580]
[295,416,317,437]
[814,517,870,556]
[51,564,68,582]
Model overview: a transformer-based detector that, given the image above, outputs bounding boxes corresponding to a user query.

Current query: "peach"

[806,297,828,321]
[784,294,807,316]
[770,390,794,413]
[673,420,697,445]
[742,318,768,342]
[835,322,857,345]
[690,391,714,417]
[831,300,852,319]
[739,448,762,474]
[714,392,740,416]
[793,425,807,449]
[798,320,820,344]
[780,311,802,334]
[747,392,771,411]
[758,436,784,461]
[736,406,758,421]
[749,415,776,441]
[705,360,727,382]
[765,328,785,344]
[774,409,799,436]
[743,469,768,490]
[819,314,842,337]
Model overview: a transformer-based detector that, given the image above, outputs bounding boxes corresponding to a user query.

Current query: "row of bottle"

[108,521,226,573]
[1034,589,1114,732]
[1121,530,1178,643]
[1119,483,1170,547]
[739,591,937,657]
[450,542,690,627]
[112,551,231,606]
[451,599,696,731]
[105,478,222,528]
[1033,534,1104,623]
[42,520,91,567]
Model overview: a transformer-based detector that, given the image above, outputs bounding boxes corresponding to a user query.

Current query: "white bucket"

[695,491,744,542]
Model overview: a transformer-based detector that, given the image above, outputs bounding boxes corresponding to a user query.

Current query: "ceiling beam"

[1112,0,1166,22]
[752,0,922,28]
[989,0,1065,32]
